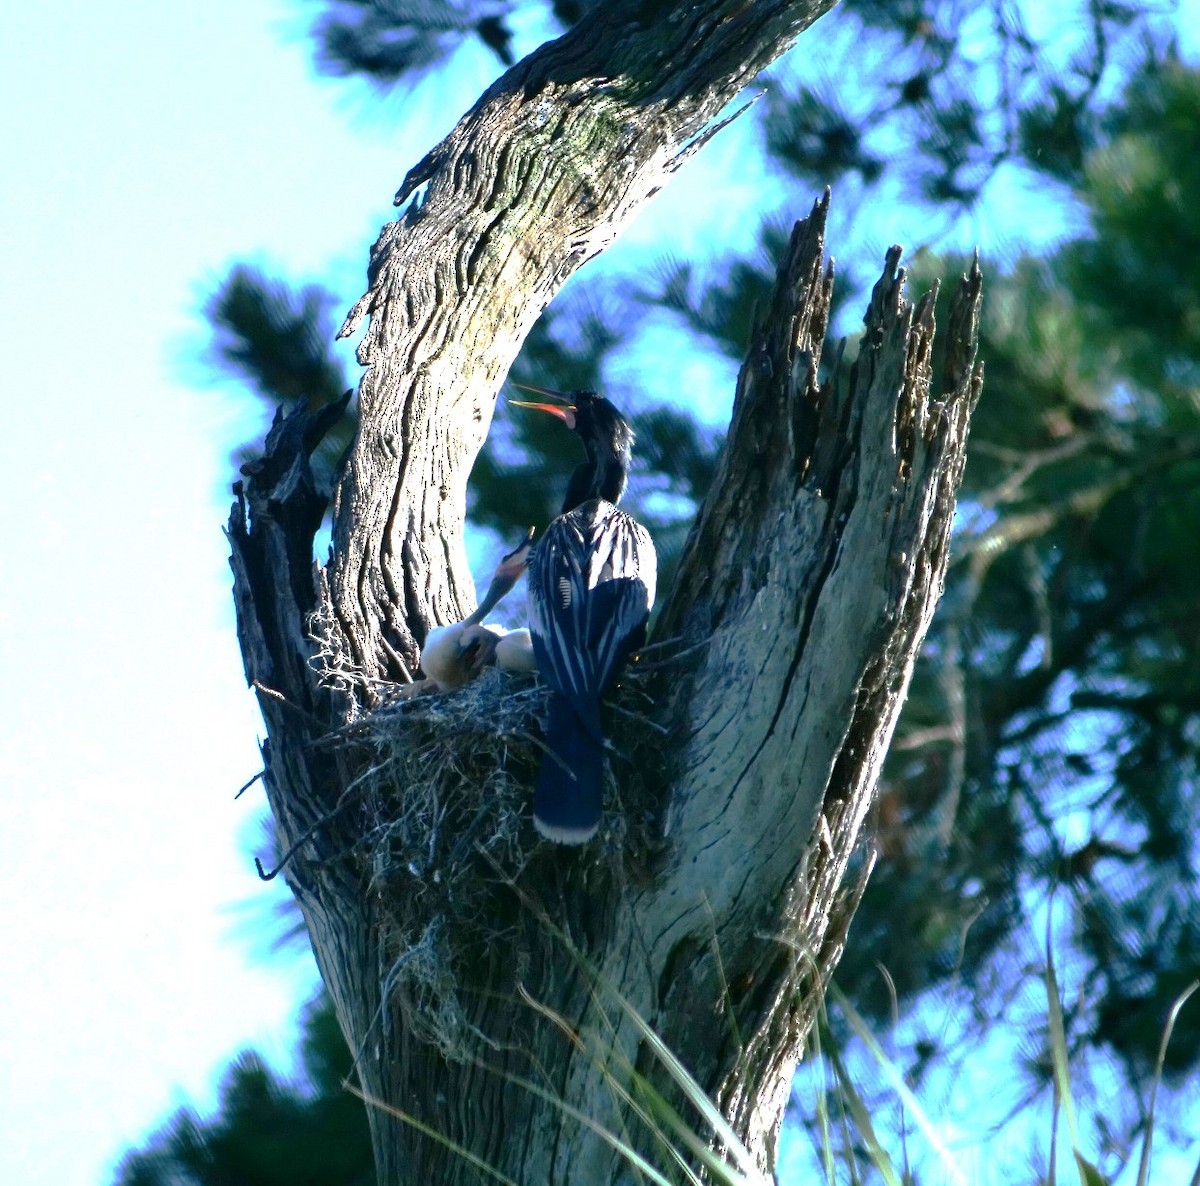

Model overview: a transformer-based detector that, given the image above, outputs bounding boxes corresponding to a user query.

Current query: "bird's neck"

[464,572,513,627]
[562,447,628,513]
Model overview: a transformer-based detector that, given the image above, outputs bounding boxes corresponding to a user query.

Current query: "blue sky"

[2,3,1198,1185]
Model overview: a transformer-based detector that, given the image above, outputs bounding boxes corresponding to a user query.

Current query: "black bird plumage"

[511,387,657,844]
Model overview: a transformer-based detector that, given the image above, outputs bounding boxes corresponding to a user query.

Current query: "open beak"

[460,627,500,673]
[508,382,577,428]
[499,526,536,575]
[476,527,536,616]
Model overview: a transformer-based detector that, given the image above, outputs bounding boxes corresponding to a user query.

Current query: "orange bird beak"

[508,382,577,428]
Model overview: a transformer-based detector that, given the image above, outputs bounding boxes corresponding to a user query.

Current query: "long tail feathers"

[534,695,604,845]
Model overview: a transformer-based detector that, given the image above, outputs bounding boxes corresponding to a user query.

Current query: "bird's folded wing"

[528,504,657,715]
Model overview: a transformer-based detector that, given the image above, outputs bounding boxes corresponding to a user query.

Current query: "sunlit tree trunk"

[227,2,983,1181]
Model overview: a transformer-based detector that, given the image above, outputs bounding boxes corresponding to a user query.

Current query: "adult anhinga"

[510,384,657,844]
[420,529,534,690]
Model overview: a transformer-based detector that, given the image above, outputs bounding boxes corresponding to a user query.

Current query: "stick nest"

[320,665,659,1060]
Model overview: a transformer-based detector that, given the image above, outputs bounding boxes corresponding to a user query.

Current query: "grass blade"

[1134,979,1199,1186]
[343,1081,521,1186]
[829,983,968,1186]
[824,1032,903,1186]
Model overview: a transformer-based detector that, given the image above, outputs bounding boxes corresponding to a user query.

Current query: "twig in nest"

[254,771,374,880]
[234,770,264,800]
[522,728,576,777]
[634,635,686,656]
[607,701,670,735]
[251,679,331,732]
[629,636,713,672]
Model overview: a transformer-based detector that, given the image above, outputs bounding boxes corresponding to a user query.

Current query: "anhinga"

[510,384,657,844]
[420,529,535,690]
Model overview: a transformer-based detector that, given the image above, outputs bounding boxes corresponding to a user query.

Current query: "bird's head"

[508,382,634,507]
[494,526,535,585]
[457,625,501,676]
[509,384,632,450]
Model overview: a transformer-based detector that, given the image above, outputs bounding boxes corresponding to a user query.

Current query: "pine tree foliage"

[207,266,354,493]
[822,57,1200,1166]
[208,266,348,411]
[115,996,375,1186]
[313,0,514,80]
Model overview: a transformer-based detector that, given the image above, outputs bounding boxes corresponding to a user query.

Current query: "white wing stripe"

[528,501,657,704]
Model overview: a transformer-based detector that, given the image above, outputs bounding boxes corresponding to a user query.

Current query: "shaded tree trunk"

[228,4,983,1183]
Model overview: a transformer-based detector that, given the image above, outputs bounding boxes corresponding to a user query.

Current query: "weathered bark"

[227,8,983,1186]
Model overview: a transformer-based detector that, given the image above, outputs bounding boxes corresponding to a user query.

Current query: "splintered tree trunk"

[227,4,983,1183]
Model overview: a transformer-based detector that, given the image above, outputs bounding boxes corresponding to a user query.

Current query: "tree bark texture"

[227,9,984,1186]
